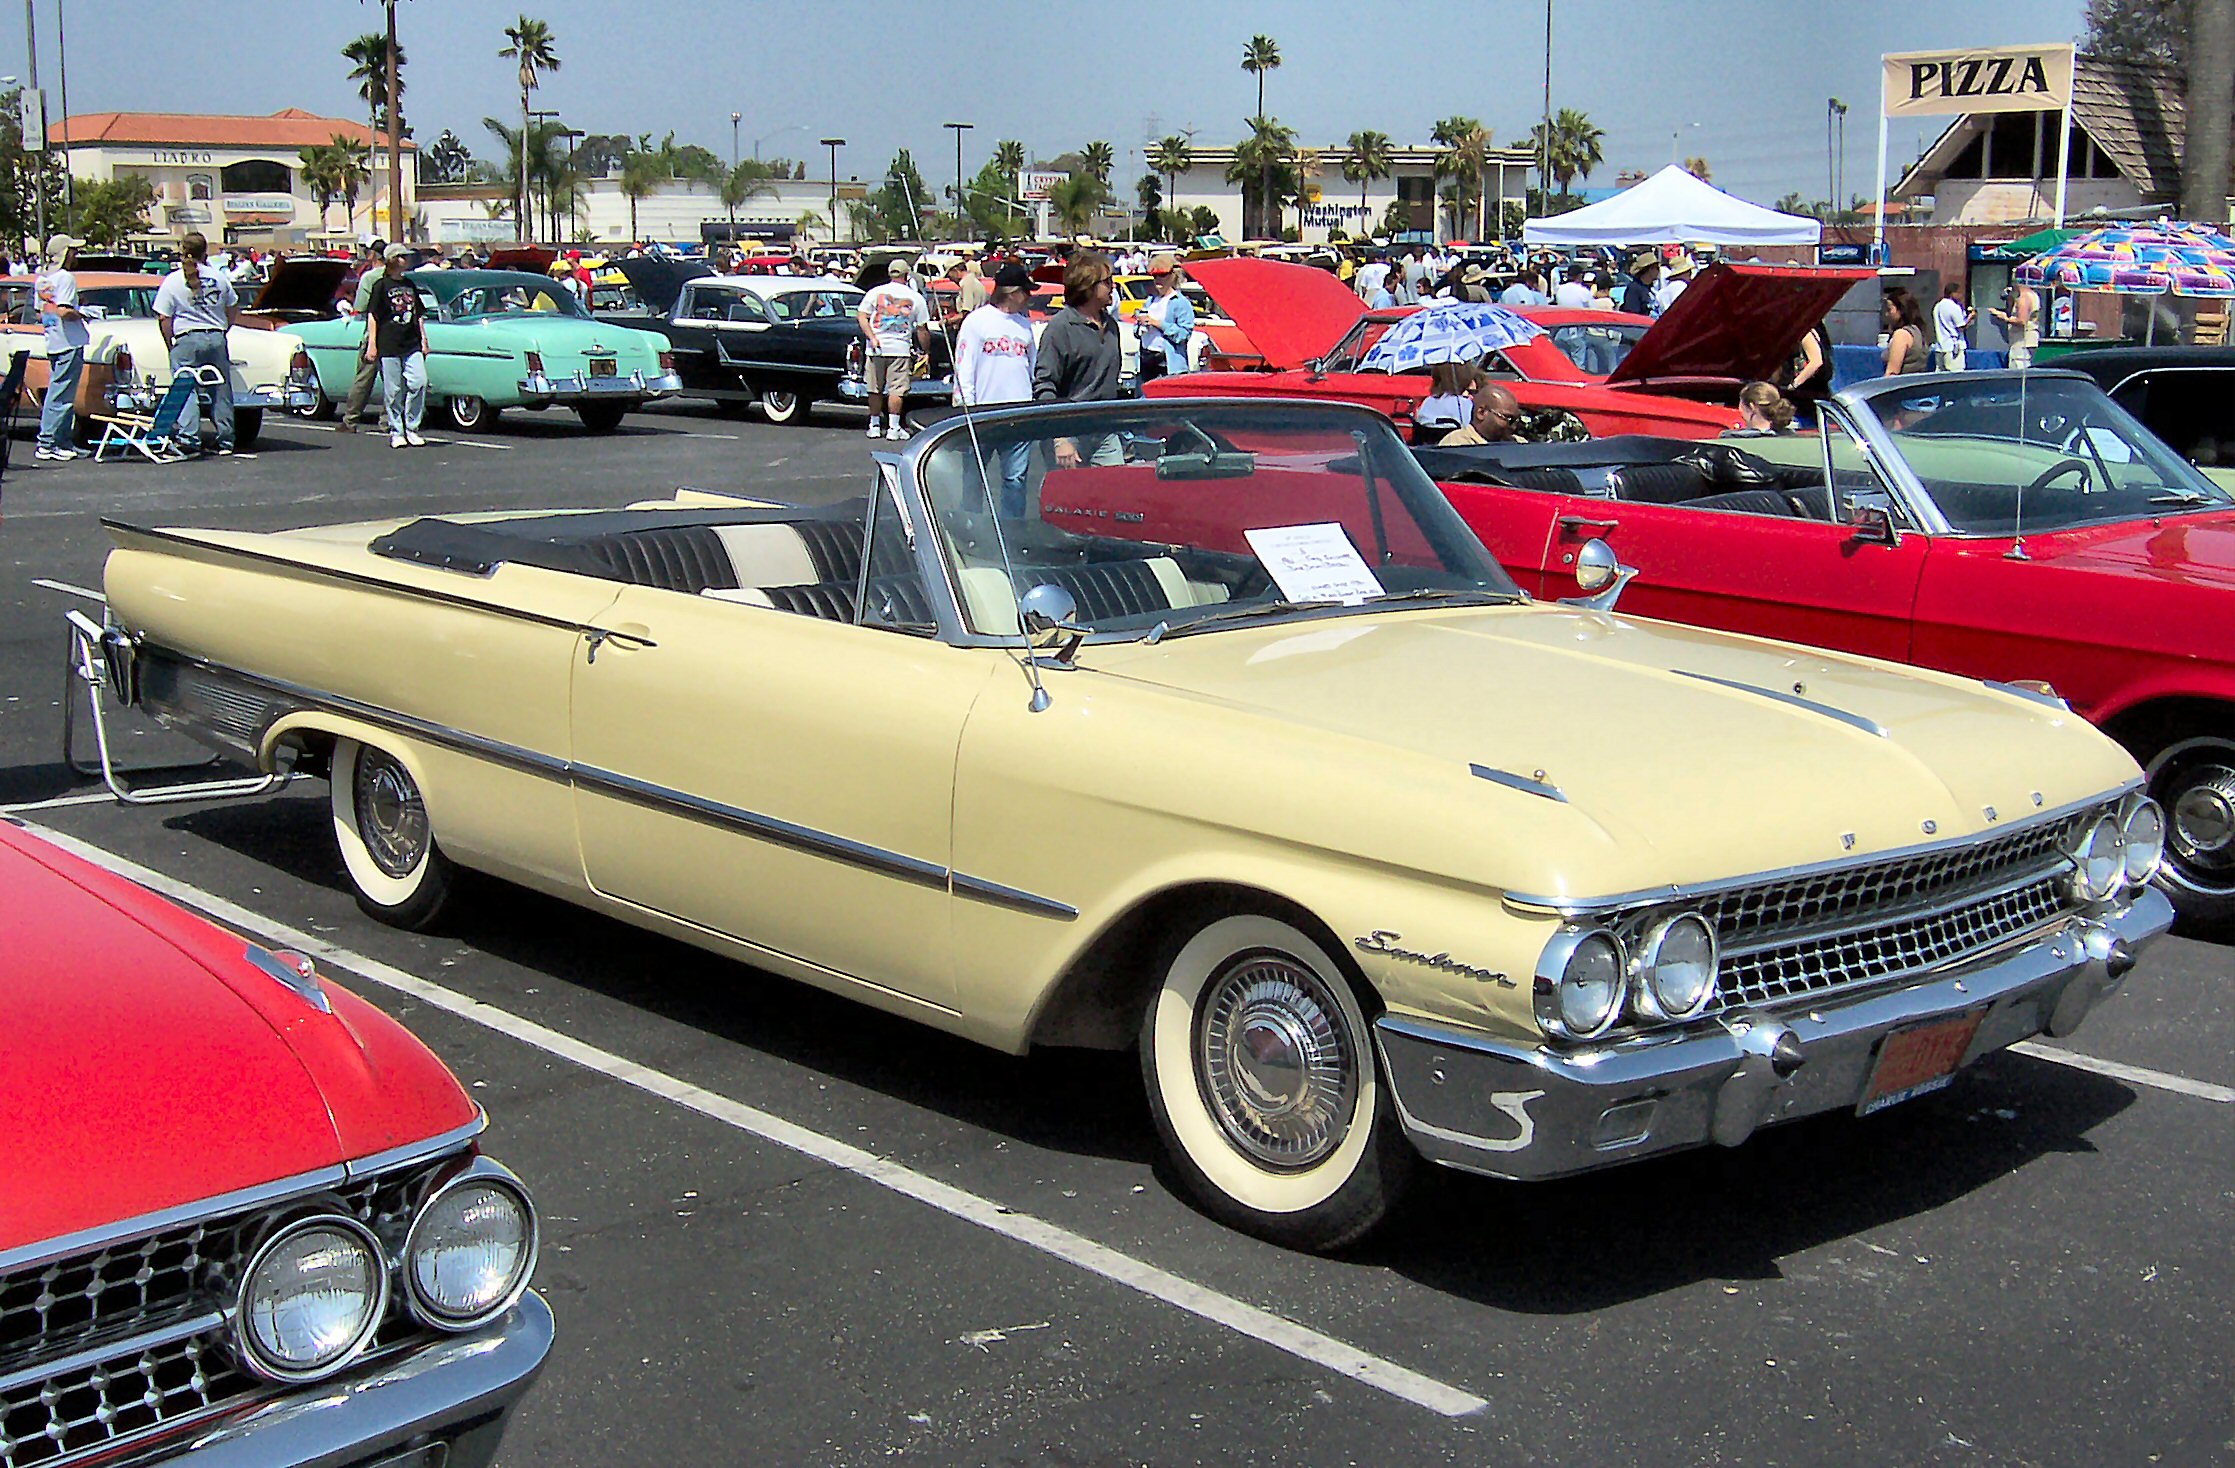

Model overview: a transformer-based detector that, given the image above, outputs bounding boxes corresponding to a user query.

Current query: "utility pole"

[821,136,844,242]
[384,0,404,244]
[24,0,44,251]
[729,112,741,246]
[944,121,971,236]
[1539,0,1552,210]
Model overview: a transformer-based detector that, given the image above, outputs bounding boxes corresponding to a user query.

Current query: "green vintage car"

[293,269,682,433]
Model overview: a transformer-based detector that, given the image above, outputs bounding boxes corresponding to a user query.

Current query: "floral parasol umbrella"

[2013,221,2235,343]
[1356,302,1545,373]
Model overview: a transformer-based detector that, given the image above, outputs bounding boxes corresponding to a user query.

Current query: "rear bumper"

[836,374,953,401]
[144,1292,552,1468]
[109,379,319,412]
[516,369,682,405]
[1374,889,2173,1182]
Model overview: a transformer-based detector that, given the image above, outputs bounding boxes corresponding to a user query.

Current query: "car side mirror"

[1019,582,1084,650]
[1558,536,1638,612]
[1845,490,1903,547]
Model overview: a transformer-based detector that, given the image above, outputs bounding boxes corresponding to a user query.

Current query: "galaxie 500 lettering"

[1353,931,1512,988]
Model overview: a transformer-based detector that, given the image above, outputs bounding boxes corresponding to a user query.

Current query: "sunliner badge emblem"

[1354,931,1512,988]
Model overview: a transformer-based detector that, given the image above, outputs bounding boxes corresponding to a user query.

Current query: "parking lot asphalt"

[2,401,2230,1468]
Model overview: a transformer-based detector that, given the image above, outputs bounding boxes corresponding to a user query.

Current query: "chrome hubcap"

[354,750,428,878]
[764,392,795,413]
[1196,952,1356,1170]
[2172,775,2235,857]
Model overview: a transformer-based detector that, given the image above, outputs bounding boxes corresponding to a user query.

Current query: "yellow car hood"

[1085,603,2137,899]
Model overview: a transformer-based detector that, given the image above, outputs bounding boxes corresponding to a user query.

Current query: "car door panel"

[569,587,995,1008]
[1438,481,1563,597]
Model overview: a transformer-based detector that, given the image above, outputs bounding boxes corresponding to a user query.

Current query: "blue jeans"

[38,346,82,449]
[171,330,234,448]
[984,439,1032,518]
[381,351,426,435]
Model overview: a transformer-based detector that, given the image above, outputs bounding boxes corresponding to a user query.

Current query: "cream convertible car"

[85,400,2171,1250]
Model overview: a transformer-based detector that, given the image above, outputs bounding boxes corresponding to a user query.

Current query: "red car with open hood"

[0,819,549,1465]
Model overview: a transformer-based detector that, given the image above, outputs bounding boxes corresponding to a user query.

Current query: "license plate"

[589,358,617,378]
[1858,1010,1985,1115]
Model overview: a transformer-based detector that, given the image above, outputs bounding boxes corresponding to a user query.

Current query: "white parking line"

[14,821,1492,1421]
[30,578,103,601]
[422,437,512,452]
[0,790,119,813]
[2011,1040,2235,1104]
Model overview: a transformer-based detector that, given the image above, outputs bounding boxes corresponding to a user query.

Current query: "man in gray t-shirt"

[155,232,242,453]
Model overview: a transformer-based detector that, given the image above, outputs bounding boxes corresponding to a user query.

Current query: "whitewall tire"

[331,737,455,930]
[1140,913,1412,1250]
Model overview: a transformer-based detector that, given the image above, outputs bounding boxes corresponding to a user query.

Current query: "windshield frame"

[899,397,1526,651]
[1837,368,2235,538]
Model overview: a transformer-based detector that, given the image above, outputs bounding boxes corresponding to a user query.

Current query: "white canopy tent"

[1521,165,1822,248]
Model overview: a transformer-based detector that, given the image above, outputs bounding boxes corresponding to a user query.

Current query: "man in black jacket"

[1031,250,1125,468]
[1620,251,1660,317]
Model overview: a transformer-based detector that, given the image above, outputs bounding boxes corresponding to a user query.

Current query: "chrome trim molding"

[342,1114,490,1182]
[134,644,1076,920]
[1503,781,2141,913]
[1985,678,2071,711]
[0,1308,227,1398]
[1675,670,1889,739]
[1470,763,1567,803]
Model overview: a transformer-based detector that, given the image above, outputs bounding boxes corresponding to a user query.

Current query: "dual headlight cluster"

[1535,911,1720,1041]
[234,1157,537,1383]
[2064,795,2165,904]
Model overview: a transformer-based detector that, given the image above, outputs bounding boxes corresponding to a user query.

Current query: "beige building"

[54,108,416,247]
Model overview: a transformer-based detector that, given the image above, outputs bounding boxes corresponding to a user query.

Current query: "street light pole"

[528,107,560,241]
[729,111,741,246]
[821,136,844,243]
[24,0,44,251]
[943,121,972,237]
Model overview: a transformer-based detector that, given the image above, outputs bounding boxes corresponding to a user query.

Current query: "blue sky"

[43,0,2089,205]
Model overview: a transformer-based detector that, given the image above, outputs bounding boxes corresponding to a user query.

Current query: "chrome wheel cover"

[1194,950,1358,1170]
[2148,739,2235,895]
[353,749,428,879]
[762,390,797,416]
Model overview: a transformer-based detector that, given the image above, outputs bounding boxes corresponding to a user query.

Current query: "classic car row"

[81,395,2170,1256]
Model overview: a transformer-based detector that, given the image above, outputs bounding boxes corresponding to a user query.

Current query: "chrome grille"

[0,1156,454,1466]
[1692,806,2105,1016]
[0,1332,254,1467]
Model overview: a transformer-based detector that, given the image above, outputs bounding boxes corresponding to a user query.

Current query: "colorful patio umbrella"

[2014,221,2235,299]
[1356,302,1545,373]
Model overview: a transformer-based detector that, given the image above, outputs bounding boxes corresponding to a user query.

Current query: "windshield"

[79,287,161,318]
[437,275,589,320]
[915,402,1521,641]
[1317,314,1412,374]
[1858,374,2234,534]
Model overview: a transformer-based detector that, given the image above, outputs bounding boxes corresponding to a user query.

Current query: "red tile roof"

[52,108,413,151]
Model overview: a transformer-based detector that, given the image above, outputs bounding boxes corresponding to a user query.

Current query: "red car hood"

[2007,509,2235,585]
[0,825,477,1251]
[1606,264,1872,389]
[1184,257,1369,369]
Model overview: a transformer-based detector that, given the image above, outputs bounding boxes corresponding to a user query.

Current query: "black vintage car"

[603,258,863,424]
[2056,345,2235,470]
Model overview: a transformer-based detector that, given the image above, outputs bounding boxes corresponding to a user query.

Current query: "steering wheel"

[2023,457,2092,495]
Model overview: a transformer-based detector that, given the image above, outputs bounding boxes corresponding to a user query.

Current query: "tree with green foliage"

[1342,130,1392,212]
[330,135,373,234]
[1186,205,1221,239]
[299,144,341,233]
[71,175,156,246]
[483,116,568,236]
[991,138,1026,182]
[1149,134,1193,232]
[1432,116,1490,240]
[618,149,664,242]
[421,129,470,185]
[1047,172,1108,234]
[1082,140,1115,186]
[1227,116,1298,238]
[1240,36,1281,235]
[2081,0,2186,67]
[869,149,935,238]
[960,158,1026,241]
[1531,108,1603,204]
[498,14,560,241]
[0,85,64,248]
[342,32,405,140]
[1377,199,1411,238]
[1135,172,1162,233]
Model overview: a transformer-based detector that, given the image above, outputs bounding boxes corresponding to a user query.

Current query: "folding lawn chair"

[0,348,27,495]
[89,365,219,464]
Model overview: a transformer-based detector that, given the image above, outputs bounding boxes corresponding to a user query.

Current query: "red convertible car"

[1148,258,1870,441]
[0,819,549,1464]
[1413,368,2235,923]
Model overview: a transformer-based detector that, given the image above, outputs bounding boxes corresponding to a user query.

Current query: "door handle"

[1558,514,1620,536]
[582,625,657,663]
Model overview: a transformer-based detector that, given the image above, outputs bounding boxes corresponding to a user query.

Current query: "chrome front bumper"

[836,375,953,401]
[1374,889,2173,1182]
[156,1292,552,1467]
[517,369,682,404]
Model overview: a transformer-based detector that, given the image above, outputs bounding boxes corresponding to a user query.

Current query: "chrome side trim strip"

[1674,670,1889,739]
[340,1114,489,1182]
[0,1309,228,1397]
[1469,763,1567,803]
[137,646,1075,920]
[1503,781,2138,914]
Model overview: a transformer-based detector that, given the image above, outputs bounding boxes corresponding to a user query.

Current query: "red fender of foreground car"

[0,819,550,1466]
[1150,258,1870,441]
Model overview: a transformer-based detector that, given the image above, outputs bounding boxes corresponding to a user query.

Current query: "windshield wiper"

[1159,588,1520,639]
[2147,489,2223,507]
[1368,588,1524,608]
[1161,599,1345,637]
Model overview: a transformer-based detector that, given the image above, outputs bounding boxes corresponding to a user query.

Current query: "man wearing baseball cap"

[34,234,89,461]
[856,258,931,440]
[951,262,1038,515]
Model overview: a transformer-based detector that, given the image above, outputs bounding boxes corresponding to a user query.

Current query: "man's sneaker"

[391,433,408,448]
[865,421,883,438]
[885,425,910,441]
[33,446,57,460]
[405,431,426,447]
[43,445,81,460]
[335,419,355,433]
[216,445,235,457]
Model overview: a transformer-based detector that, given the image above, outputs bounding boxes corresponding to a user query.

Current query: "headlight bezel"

[2063,811,2125,904]
[401,1157,540,1331]
[1630,911,1721,1024]
[2117,794,2165,890]
[233,1212,389,1384]
[1534,924,1627,1041]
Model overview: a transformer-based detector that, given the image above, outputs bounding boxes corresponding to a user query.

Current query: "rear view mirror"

[1845,489,1903,547]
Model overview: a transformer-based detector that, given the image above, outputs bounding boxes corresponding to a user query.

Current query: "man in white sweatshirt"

[952,262,1039,517]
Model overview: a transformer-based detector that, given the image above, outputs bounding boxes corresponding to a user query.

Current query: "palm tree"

[720,160,777,222]
[1149,134,1193,236]
[991,139,1026,185]
[423,129,470,185]
[794,208,827,244]
[618,149,664,242]
[1048,173,1106,234]
[1226,116,1298,238]
[1341,129,1392,213]
[342,32,405,140]
[330,134,372,234]
[1530,109,1604,202]
[298,144,340,234]
[1431,115,1490,240]
[1081,140,1115,187]
[1241,35,1281,118]
[1683,155,1712,182]
[499,14,560,241]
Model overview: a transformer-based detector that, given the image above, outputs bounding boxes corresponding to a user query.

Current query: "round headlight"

[1634,912,1719,1023]
[236,1215,387,1382]
[405,1163,537,1329]
[2066,813,2124,903]
[2119,796,2165,889]
[1535,926,1626,1040]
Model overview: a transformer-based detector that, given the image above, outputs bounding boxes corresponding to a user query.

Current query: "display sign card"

[1243,523,1386,605]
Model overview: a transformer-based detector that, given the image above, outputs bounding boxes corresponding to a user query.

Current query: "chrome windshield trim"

[1470,764,1567,803]
[1674,670,1889,739]
[1502,781,2137,914]
[0,1309,228,1398]
[0,1121,485,1279]
[136,645,1076,922]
